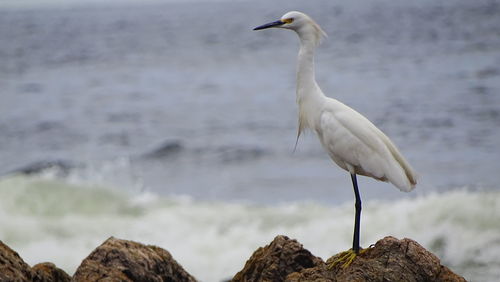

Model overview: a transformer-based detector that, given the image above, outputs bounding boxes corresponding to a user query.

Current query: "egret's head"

[253,11,326,46]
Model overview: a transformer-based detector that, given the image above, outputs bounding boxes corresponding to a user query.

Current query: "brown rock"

[32,262,71,282]
[232,235,324,282]
[72,237,197,282]
[0,240,33,281]
[287,236,467,282]
[0,241,71,282]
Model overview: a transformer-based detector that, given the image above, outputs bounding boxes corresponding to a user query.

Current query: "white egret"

[254,11,417,265]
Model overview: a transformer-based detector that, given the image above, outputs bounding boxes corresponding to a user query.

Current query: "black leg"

[351,173,361,254]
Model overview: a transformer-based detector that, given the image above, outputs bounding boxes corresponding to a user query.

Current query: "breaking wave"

[0,174,498,281]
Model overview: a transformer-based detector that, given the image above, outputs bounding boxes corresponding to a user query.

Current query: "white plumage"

[254,11,417,254]
[317,99,416,191]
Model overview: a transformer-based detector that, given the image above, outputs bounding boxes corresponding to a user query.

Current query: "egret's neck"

[296,39,323,104]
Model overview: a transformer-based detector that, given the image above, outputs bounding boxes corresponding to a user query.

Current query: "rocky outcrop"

[0,240,33,281]
[72,237,197,282]
[232,235,324,282]
[1,236,466,282]
[234,236,466,282]
[32,263,71,282]
[0,241,71,282]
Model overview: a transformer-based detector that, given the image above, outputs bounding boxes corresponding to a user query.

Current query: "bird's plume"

[308,17,327,46]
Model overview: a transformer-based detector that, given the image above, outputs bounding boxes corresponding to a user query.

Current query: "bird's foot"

[327,248,368,269]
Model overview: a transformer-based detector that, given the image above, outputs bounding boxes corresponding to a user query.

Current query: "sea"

[0,0,499,281]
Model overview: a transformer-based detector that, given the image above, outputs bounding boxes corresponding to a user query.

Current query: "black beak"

[253,20,284,30]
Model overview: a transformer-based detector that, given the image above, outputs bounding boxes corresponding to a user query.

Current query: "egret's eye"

[282,18,294,24]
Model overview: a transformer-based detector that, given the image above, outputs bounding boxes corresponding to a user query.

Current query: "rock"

[1,235,466,282]
[32,262,71,282]
[0,240,71,282]
[0,240,33,281]
[232,235,324,282]
[233,236,466,282]
[72,237,197,282]
[287,236,467,282]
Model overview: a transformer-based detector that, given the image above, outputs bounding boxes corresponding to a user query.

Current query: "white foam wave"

[0,175,498,281]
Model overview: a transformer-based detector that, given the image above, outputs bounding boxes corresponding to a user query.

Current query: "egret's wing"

[318,108,389,177]
[318,101,416,191]
[369,121,418,189]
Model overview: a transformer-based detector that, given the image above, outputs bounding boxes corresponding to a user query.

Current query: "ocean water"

[1,0,499,281]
